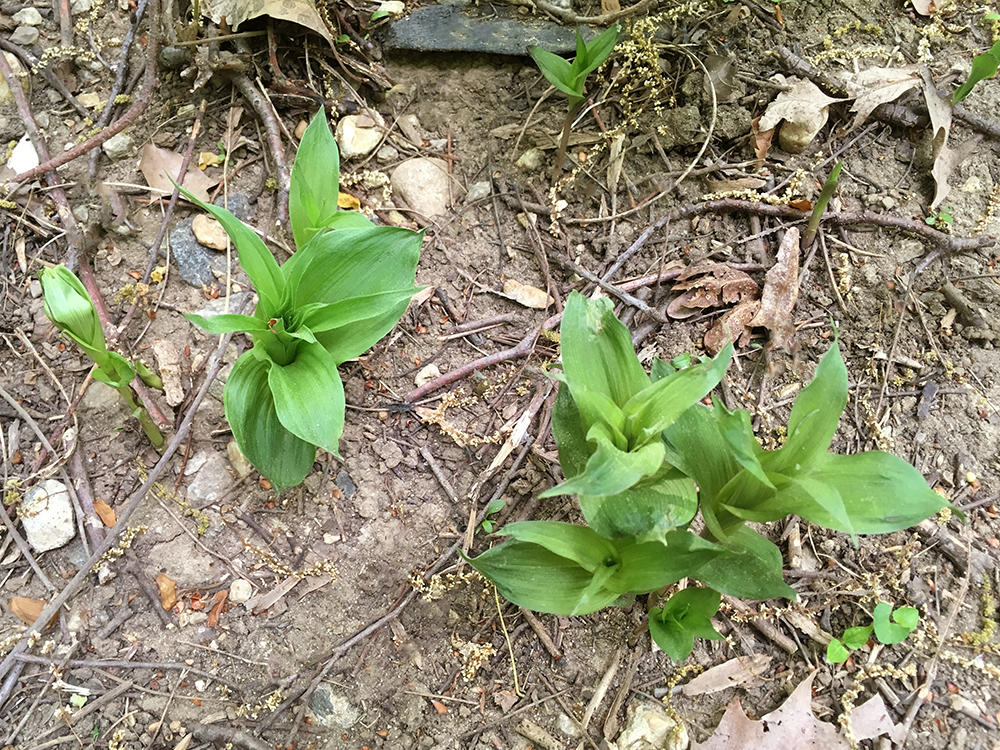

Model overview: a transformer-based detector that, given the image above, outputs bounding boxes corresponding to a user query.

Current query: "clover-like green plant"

[40,265,165,447]
[826,602,919,663]
[529,24,620,183]
[468,291,955,658]
[181,108,423,491]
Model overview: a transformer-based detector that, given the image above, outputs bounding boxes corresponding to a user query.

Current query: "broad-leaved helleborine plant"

[182,108,423,491]
[469,291,953,660]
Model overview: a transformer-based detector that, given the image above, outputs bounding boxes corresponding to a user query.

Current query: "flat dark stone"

[380,3,587,55]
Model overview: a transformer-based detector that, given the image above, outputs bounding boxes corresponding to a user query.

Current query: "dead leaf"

[93,498,117,527]
[198,151,222,169]
[151,339,185,407]
[910,0,933,14]
[139,143,217,202]
[503,279,554,309]
[759,76,845,154]
[930,134,980,210]
[430,699,448,714]
[8,596,46,626]
[705,177,767,193]
[494,689,519,712]
[750,226,800,350]
[668,265,759,319]
[704,299,759,355]
[191,213,230,250]
[338,192,361,210]
[601,0,620,11]
[705,54,740,103]
[750,117,774,164]
[202,0,335,46]
[847,693,906,744]
[207,590,227,628]
[682,655,772,697]
[783,610,833,645]
[844,65,920,130]
[692,672,851,750]
[155,572,177,611]
[245,576,301,615]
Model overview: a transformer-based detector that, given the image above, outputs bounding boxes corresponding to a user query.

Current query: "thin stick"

[418,446,459,503]
[519,607,563,659]
[495,587,521,695]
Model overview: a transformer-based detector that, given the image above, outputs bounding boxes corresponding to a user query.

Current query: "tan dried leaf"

[93,498,117,527]
[503,279,554,309]
[704,299,760,355]
[750,226,800,350]
[151,339,185,407]
[682,655,772,697]
[844,65,920,129]
[191,213,230,250]
[668,265,759,319]
[8,596,46,626]
[930,134,980,211]
[846,693,906,744]
[139,143,217,202]
[759,77,845,154]
[155,572,177,611]
[202,0,334,46]
[911,0,933,15]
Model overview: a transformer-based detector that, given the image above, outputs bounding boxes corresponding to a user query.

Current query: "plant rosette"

[181,108,423,491]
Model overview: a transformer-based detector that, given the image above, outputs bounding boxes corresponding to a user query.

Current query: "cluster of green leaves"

[468,291,952,660]
[954,39,1000,103]
[826,603,919,663]
[182,109,423,491]
[40,265,165,447]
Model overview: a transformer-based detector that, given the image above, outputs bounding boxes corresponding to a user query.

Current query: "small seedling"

[802,161,842,248]
[925,206,954,230]
[648,587,725,661]
[528,24,620,183]
[826,602,919,662]
[954,40,1000,103]
[40,265,165,448]
[181,108,423,492]
[480,497,506,534]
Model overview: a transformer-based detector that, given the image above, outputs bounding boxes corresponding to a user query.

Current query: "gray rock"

[102,131,133,161]
[466,181,491,203]
[380,3,589,55]
[170,218,217,287]
[159,46,192,70]
[335,470,356,500]
[9,25,39,46]
[391,157,452,219]
[81,382,123,412]
[12,8,43,25]
[21,480,76,552]
[515,147,545,172]
[309,685,360,729]
[185,450,233,508]
[70,0,92,12]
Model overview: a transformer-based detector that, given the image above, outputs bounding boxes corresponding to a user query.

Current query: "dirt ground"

[2,0,1000,747]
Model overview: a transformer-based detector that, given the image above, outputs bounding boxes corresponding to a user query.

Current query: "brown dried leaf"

[155,572,177,611]
[930,134,980,211]
[207,590,227,628]
[844,65,920,129]
[750,117,774,163]
[847,693,906,744]
[911,0,933,15]
[758,77,844,154]
[139,143,217,202]
[202,0,334,46]
[93,498,117,527]
[750,227,801,350]
[682,655,772,697]
[8,596,46,626]
[692,672,851,750]
[668,265,759,319]
[494,689,519,713]
[151,339,185,408]
[503,279,554,310]
[704,299,760,355]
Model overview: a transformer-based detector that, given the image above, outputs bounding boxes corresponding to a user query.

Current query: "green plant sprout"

[826,602,919,663]
[480,497,506,534]
[954,40,1000,103]
[467,292,956,659]
[925,206,954,230]
[528,24,620,184]
[180,108,423,492]
[802,161,842,248]
[40,265,165,448]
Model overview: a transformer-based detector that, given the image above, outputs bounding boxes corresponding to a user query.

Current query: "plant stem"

[802,161,842,248]
[116,384,165,448]
[552,103,582,185]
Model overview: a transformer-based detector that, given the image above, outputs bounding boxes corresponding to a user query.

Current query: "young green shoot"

[954,40,1000,103]
[802,161,842,248]
[180,108,423,492]
[528,24,619,184]
[826,602,919,662]
[40,265,165,448]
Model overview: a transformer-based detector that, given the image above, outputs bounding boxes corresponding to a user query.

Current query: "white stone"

[390,157,452,219]
[378,0,406,16]
[516,147,545,172]
[9,25,39,46]
[13,8,44,25]
[20,480,76,552]
[466,180,491,203]
[6,134,39,174]
[229,579,253,605]
[414,363,440,387]
[102,131,133,161]
[335,113,384,159]
[186,451,233,507]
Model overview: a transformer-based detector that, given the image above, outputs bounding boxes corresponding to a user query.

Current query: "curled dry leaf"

[202,0,335,47]
[758,76,845,154]
[93,498,117,527]
[750,116,774,164]
[843,65,920,130]
[930,133,980,210]
[704,298,760,355]
[503,279,554,309]
[750,226,801,350]
[207,590,227,628]
[682,654,772,697]
[139,143,217,203]
[668,265,759,320]
[155,572,177,611]
[8,596,47,626]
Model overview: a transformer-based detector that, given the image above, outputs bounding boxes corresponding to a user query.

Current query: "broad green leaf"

[578,471,698,541]
[560,378,627,449]
[622,342,732,444]
[892,605,919,631]
[267,340,345,456]
[541,435,664,498]
[175,185,285,315]
[499,521,619,572]
[826,639,850,663]
[782,452,948,534]
[648,587,723,661]
[605,533,725,593]
[649,612,696,661]
[954,40,1000,103]
[694,526,795,600]
[225,351,316,492]
[92,350,136,389]
[40,266,105,350]
[550,383,591,480]
[528,46,580,99]
[575,23,620,78]
[465,541,621,615]
[575,28,586,61]
[560,292,649,408]
[184,312,270,335]
[763,342,847,474]
[289,108,342,249]
[841,624,874,650]
[297,288,426,334]
[873,603,917,644]
[662,404,750,506]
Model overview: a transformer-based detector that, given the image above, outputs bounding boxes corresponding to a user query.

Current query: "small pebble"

[12,7,43,25]
[229,579,253,605]
[516,147,545,172]
[9,25,40,46]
